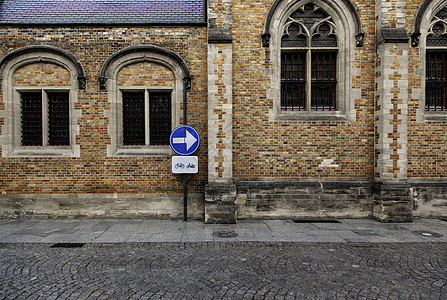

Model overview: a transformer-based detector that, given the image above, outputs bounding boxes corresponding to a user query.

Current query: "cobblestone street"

[1,241,447,299]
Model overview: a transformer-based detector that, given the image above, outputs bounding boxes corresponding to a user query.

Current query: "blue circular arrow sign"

[169,125,200,156]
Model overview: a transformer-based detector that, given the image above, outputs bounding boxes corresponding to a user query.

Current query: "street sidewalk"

[1,218,447,244]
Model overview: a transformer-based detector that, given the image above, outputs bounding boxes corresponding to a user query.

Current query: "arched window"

[412,0,447,120]
[263,0,363,121]
[0,46,83,157]
[425,6,447,111]
[100,45,191,156]
[281,3,338,111]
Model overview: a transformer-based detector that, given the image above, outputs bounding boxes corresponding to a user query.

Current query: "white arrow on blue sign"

[169,125,200,156]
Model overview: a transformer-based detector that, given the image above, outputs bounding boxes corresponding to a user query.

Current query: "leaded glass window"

[280,3,338,111]
[122,90,171,146]
[48,92,70,146]
[426,7,447,111]
[149,92,171,145]
[20,90,70,146]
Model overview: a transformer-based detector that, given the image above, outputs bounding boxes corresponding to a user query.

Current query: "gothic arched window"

[281,3,338,111]
[426,6,447,111]
[263,0,363,121]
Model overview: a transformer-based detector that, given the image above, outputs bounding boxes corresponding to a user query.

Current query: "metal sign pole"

[183,79,188,222]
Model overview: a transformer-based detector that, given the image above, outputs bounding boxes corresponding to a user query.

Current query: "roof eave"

[0,22,208,27]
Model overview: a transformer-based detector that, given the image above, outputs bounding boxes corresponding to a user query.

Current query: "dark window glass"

[281,52,306,111]
[289,3,328,34]
[149,92,171,145]
[311,52,337,111]
[281,24,307,48]
[280,4,337,112]
[20,92,43,146]
[122,91,145,145]
[48,92,70,146]
[427,7,447,47]
[311,23,337,47]
[426,51,447,111]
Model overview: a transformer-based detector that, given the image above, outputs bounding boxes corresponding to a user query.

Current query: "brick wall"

[232,0,375,179]
[14,63,70,86]
[0,26,208,218]
[117,62,175,87]
[1,0,447,221]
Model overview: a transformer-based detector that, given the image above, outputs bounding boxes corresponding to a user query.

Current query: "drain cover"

[50,243,85,248]
[213,231,238,238]
[411,230,443,238]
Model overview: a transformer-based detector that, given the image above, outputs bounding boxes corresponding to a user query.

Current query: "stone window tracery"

[281,3,338,111]
[426,7,447,111]
[264,0,362,122]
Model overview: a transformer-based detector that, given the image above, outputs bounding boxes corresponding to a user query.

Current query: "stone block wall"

[1,0,447,221]
[235,179,373,219]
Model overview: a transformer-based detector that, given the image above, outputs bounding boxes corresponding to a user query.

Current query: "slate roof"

[0,0,205,24]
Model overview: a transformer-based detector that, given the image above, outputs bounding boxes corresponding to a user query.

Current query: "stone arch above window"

[411,0,447,47]
[0,45,86,90]
[102,45,191,156]
[99,45,191,90]
[0,45,82,157]
[262,0,364,48]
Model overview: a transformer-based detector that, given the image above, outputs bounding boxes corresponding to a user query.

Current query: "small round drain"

[411,230,443,238]
[213,231,238,238]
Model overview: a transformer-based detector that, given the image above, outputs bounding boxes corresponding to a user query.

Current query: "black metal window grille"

[20,91,70,146]
[123,91,145,145]
[311,52,337,111]
[280,3,337,112]
[281,52,306,111]
[426,51,447,111]
[21,92,43,146]
[122,90,171,146]
[149,92,171,145]
[48,92,70,146]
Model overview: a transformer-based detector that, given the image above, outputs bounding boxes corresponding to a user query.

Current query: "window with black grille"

[426,51,447,111]
[280,3,338,111]
[123,91,145,145]
[149,92,171,145]
[426,7,447,111]
[20,91,70,146]
[122,90,171,146]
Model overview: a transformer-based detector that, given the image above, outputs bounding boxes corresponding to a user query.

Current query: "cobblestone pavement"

[1,242,446,299]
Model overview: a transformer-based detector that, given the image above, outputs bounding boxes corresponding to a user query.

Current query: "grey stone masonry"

[373,183,413,222]
[205,0,237,224]
[374,0,412,222]
[234,179,373,220]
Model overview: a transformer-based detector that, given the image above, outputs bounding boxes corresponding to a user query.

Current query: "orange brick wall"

[231,0,376,179]
[1,0,446,220]
[406,0,447,178]
[14,63,71,87]
[0,26,208,196]
[117,62,175,87]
